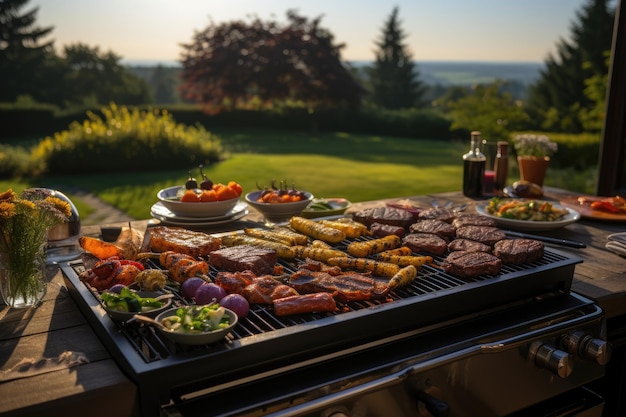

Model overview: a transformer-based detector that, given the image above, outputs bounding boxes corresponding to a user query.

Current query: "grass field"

[1,127,596,223]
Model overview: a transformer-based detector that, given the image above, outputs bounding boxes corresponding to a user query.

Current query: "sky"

[31,0,597,65]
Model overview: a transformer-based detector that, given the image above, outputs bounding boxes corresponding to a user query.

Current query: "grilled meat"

[409,219,456,239]
[417,207,456,223]
[242,276,299,304]
[455,226,506,246]
[215,270,257,294]
[452,213,497,228]
[298,258,343,275]
[209,245,278,275]
[273,293,337,316]
[441,250,502,278]
[147,226,221,258]
[159,250,209,283]
[288,269,389,303]
[448,238,492,253]
[493,239,544,265]
[402,233,448,255]
[370,222,406,238]
[352,207,414,229]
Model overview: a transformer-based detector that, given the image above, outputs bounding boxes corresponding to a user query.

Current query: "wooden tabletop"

[2,188,625,416]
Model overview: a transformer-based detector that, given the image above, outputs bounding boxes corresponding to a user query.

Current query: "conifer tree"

[526,0,615,132]
[369,7,425,109]
[0,0,55,102]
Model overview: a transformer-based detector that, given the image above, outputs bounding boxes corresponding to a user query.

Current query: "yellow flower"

[0,201,16,219]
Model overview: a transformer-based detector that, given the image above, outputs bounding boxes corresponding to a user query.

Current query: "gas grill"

[60,234,610,417]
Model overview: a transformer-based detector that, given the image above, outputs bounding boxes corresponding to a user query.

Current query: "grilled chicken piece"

[242,276,299,304]
[298,258,343,276]
[158,250,209,283]
[288,270,389,303]
[215,270,257,294]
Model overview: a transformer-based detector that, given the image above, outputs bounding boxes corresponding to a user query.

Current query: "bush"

[30,103,224,175]
[0,144,35,178]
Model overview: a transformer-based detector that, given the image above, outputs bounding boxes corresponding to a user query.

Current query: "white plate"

[151,201,248,222]
[151,207,248,227]
[475,203,580,231]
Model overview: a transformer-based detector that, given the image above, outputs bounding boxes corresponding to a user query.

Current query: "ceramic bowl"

[157,186,240,218]
[102,290,172,322]
[245,190,314,223]
[301,198,352,219]
[153,306,238,346]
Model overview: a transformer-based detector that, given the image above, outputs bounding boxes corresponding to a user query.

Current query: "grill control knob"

[562,331,612,365]
[529,341,573,378]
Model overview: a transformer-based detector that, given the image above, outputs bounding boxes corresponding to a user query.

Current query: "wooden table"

[2,188,625,416]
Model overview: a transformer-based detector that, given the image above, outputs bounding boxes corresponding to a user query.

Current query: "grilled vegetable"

[388,265,418,289]
[311,239,331,249]
[289,216,346,243]
[244,228,295,246]
[221,234,296,258]
[272,228,310,246]
[79,236,124,260]
[317,219,369,238]
[377,247,413,257]
[113,226,144,260]
[327,257,400,278]
[347,235,401,258]
[292,246,347,262]
[376,254,433,268]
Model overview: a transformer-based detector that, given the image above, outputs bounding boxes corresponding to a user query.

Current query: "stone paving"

[71,190,134,226]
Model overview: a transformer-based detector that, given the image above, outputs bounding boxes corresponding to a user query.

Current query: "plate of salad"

[476,198,580,231]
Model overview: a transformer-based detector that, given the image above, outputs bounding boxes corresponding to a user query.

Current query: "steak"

[352,207,414,229]
[370,222,406,238]
[409,219,456,238]
[288,269,389,303]
[209,245,278,275]
[455,226,506,246]
[417,207,456,223]
[448,238,491,253]
[242,276,299,304]
[452,213,497,228]
[402,233,448,255]
[493,239,544,265]
[147,226,222,258]
[441,250,502,278]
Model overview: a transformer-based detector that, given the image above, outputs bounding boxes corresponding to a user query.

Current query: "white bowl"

[245,190,314,223]
[154,306,238,345]
[157,186,240,218]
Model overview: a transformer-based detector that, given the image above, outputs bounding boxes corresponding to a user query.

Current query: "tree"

[526,0,615,132]
[368,7,426,109]
[447,81,529,140]
[0,0,55,102]
[58,43,151,106]
[179,10,365,114]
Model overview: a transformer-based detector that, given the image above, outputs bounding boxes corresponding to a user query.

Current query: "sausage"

[273,293,337,316]
[370,222,405,238]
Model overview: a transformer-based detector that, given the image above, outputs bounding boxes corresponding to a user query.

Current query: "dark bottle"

[494,141,509,191]
[463,131,486,197]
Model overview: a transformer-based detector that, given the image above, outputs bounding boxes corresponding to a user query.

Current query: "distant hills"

[123,59,544,87]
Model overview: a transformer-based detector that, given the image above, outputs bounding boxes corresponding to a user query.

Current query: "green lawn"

[1,127,595,223]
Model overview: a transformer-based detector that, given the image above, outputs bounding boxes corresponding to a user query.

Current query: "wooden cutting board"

[560,195,626,222]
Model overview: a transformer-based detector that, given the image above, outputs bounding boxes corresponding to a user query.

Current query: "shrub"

[30,103,224,175]
[0,144,35,178]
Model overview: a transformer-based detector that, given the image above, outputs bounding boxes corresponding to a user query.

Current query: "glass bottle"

[462,131,486,197]
[494,141,509,192]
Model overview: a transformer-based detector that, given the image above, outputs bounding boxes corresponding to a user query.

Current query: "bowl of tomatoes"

[245,187,314,225]
[157,181,243,218]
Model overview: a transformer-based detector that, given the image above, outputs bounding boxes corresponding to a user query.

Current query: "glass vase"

[0,245,47,309]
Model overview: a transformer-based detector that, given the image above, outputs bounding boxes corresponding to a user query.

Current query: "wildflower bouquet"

[513,134,558,158]
[0,188,72,307]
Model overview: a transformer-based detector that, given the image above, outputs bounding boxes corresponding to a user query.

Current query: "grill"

[61,233,608,417]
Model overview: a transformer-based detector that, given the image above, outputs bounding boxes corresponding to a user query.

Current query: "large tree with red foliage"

[179,10,365,114]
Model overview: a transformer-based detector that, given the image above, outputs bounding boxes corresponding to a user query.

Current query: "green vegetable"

[161,304,231,333]
[101,287,163,313]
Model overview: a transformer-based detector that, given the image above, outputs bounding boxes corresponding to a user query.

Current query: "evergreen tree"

[526,0,615,132]
[369,7,425,109]
[0,0,55,102]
